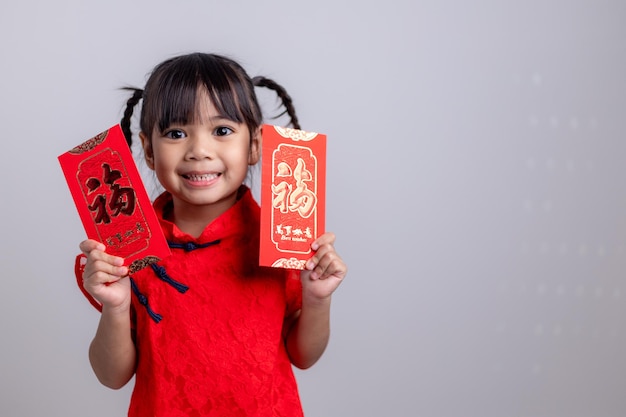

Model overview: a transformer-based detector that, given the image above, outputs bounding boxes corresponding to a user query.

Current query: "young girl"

[77,52,347,417]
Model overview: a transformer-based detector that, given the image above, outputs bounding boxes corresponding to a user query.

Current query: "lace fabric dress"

[76,186,304,417]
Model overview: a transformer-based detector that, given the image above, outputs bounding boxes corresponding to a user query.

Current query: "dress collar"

[152,185,260,244]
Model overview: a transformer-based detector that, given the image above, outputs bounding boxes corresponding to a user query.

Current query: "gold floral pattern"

[129,256,161,274]
[69,129,109,154]
[274,126,318,142]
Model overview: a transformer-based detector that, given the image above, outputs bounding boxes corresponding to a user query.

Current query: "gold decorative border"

[129,256,161,274]
[69,130,109,154]
[274,126,318,142]
[271,257,307,270]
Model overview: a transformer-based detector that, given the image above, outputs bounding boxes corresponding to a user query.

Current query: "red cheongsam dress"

[76,186,304,417]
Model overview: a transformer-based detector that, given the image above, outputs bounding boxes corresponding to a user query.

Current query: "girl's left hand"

[301,232,347,301]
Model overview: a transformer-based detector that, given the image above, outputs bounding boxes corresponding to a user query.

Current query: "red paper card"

[260,125,326,269]
[58,125,170,273]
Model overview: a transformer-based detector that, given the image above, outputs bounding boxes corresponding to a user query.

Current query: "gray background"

[1,0,625,416]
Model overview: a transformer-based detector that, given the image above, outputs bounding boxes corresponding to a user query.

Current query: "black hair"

[120,52,300,148]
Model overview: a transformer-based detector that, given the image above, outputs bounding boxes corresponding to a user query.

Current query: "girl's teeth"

[188,174,218,181]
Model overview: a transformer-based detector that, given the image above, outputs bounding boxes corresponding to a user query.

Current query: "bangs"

[145,54,254,134]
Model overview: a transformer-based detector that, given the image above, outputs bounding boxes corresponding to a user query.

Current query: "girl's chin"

[175,190,239,207]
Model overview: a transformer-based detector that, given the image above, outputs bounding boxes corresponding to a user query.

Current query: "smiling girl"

[77,52,347,417]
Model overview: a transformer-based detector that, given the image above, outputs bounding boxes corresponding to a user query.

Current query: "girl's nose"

[185,134,215,160]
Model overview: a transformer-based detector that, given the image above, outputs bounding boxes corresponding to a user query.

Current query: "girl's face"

[140,90,259,221]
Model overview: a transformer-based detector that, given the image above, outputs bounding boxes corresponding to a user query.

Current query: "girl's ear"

[248,127,261,165]
[139,131,155,170]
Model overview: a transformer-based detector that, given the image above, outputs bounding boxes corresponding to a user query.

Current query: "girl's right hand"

[79,239,131,312]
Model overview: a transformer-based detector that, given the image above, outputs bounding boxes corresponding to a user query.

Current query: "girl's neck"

[169,195,237,238]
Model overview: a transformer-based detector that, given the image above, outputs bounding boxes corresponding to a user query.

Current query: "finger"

[305,254,320,274]
[79,239,105,255]
[89,259,128,277]
[80,240,126,268]
[307,239,335,266]
[306,250,338,280]
[318,247,348,278]
[84,270,123,287]
[83,251,128,278]
[311,232,336,251]
[85,245,126,268]
[306,237,335,268]
[312,253,341,280]
[83,267,129,294]
[82,272,128,304]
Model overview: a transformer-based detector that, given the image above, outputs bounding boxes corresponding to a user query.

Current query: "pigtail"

[252,76,301,130]
[120,87,144,147]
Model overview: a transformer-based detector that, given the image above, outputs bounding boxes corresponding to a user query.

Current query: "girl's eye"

[165,129,186,140]
[214,126,233,137]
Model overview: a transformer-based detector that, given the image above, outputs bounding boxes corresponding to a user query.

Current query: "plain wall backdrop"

[1,0,625,416]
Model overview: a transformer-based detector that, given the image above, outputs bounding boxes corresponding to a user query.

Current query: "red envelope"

[260,125,326,269]
[58,125,170,273]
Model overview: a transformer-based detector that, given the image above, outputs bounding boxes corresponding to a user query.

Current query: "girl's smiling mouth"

[182,172,221,185]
